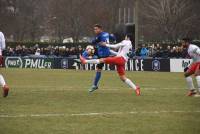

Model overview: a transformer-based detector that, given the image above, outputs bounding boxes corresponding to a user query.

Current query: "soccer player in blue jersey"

[89,24,115,92]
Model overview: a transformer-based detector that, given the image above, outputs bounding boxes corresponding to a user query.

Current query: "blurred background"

[1,0,200,42]
[1,0,200,59]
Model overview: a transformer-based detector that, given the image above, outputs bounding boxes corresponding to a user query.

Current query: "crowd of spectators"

[135,43,188,58]
[3,43,188,59]
[3,44,84,58]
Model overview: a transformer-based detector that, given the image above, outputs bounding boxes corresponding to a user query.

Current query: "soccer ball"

[86,45,95,54]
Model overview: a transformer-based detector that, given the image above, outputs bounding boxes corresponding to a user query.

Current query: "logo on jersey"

[152,60,160,71]
[61,59,68,69]
[5,57,23,68]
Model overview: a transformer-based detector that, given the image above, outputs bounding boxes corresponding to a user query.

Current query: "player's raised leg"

[80,55,100,64]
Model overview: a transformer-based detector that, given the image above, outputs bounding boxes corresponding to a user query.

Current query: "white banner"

[170,59,192,72]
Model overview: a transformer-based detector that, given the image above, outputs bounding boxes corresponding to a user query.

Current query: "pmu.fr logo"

[152,60,160,71]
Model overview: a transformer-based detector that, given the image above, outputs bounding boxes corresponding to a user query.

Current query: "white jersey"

[0,32,6,56]
[188,44,200,63]
[106,40,132,61]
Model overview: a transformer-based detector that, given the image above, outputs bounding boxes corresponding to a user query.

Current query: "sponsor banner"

[23,58,53,69]
[170,59,192,72]
[5,57,23,68]
[5,57,54,69]
[4,57,170,72]
[72,59,170,72]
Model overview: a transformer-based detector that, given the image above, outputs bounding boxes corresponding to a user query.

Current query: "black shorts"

[97,63,104,69]
[97,55,107,69]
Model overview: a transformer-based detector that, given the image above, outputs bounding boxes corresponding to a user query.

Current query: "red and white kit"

[0,32,6,66]
[79,39,140,96]
[0,31,9,97]
[187,44,200,74]
[103,40,132,76]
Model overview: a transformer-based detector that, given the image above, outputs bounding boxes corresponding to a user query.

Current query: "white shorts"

[0,50,2,56]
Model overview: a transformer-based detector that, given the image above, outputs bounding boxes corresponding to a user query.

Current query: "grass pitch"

[0,69,200,134]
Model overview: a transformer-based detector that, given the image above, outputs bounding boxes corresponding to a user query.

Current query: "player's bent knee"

[119,75,126,82]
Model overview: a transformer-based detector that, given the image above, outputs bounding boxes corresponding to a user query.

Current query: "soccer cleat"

[187,90,196,96]
[193,93,200,97]
[79,55,86,64]
[3,85,9,97]
[135,86,141,96]
[89,86,98,93]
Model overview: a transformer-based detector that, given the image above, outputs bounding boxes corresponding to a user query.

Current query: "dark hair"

[114,33,134,42]
[94,24,103,29]
[125,33,134,42]
[182,38,191,43]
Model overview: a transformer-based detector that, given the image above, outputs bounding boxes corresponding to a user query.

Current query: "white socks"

[196,76,200,92]
[86,59,100,64]
[124,78,137,90]
[0,74,6,87]
[186,76,200,92]
[185,76,194,90]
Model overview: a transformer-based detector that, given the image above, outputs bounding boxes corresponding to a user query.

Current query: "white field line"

[0,110,200,118]
[10,86,184,91]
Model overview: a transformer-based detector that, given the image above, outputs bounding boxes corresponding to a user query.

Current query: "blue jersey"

[92,32,113,58]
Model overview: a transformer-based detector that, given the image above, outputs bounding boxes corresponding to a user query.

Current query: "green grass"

[0,69,200,134]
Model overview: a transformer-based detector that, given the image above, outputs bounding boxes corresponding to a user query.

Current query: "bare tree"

[2,0,199,42]
[140,0,199,41]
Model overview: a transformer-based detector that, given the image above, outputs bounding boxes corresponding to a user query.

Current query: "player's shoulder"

[0,31,4,36]
[101,32,109,37]
[189,44,199,50]
[188,44,199,53]
[122,40,132,45]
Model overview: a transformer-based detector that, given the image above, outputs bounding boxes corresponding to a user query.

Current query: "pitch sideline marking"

[11,86,184,91]
[1,110,200,118]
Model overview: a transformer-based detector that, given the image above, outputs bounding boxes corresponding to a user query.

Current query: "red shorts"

[188,62,200,74]
[103,56,126,76]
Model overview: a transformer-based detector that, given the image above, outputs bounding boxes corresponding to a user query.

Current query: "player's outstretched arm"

[100,42,125,49]
[109,50,117,56]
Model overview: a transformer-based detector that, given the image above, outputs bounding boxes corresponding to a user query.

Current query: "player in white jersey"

[182,38,200,97]
[0,31,9,97]
[80,34,140,96]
